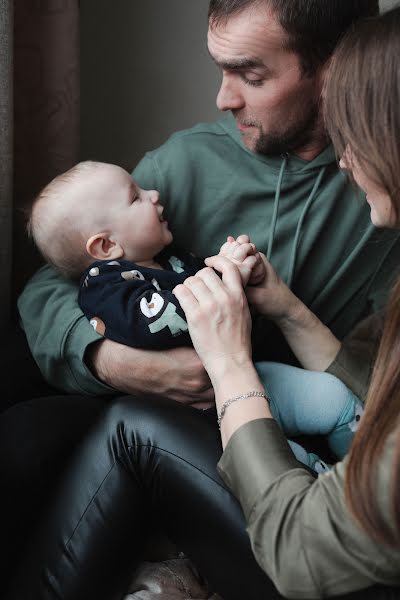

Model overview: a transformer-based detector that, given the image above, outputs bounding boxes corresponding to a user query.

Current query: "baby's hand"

[218,234,265,287]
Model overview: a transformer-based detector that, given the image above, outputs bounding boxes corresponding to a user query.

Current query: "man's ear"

[86,233,124,261]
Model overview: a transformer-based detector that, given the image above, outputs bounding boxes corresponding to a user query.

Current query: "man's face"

[207,5,324,157]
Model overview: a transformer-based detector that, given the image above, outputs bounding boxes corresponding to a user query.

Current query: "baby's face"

[88,165,173,262]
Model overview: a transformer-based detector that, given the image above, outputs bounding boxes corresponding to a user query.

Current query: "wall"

[80,0,219,170]
[381,0,399,9]
[81,0,397,169]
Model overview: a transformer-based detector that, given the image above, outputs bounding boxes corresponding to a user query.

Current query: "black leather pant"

[4,395,399,600]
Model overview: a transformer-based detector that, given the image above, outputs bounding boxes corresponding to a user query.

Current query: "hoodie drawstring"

[267,158,326,289]
[287,166,326,288]
[267,157,287,261]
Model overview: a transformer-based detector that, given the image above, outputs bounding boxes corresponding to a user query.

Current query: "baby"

[28,161,264,351]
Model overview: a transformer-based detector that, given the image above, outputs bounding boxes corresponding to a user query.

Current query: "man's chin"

[239,131,258,153]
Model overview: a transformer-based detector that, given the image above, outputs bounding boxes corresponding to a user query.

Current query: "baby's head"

[28,161,173,279]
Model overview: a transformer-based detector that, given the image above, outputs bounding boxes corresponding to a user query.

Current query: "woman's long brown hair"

[324,7,400,545]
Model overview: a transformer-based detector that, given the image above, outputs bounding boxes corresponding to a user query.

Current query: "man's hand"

[217,234,265,286]
[86,340,214,408]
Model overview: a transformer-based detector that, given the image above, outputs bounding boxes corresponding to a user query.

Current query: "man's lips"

[237,121,255,132]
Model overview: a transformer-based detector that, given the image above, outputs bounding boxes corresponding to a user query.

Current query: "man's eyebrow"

[208,52,265,71]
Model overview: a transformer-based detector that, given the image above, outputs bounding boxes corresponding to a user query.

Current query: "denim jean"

[255,362,364,472]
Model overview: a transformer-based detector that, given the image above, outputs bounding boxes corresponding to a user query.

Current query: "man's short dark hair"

[208,0,380,75]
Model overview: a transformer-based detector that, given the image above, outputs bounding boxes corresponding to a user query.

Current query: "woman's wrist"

[205,352,254,387]
[217,387,272,447]
[210,361,265,408]
[274,297,315,333]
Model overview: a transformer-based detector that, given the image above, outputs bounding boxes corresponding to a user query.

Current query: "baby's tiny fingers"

[236,234,250,244]
[233,242,256,261]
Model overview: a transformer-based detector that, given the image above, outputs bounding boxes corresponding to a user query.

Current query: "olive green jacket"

[218,316,400,598]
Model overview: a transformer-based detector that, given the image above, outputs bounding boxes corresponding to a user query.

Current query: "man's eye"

[241,73,264,87]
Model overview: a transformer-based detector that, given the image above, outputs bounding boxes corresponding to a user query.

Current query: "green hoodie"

[18,113,400,394]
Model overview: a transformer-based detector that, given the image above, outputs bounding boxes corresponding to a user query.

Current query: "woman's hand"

[243,253,304,324]
[174,257,270,447]
[243,253,341,371]
[173,257,253,381]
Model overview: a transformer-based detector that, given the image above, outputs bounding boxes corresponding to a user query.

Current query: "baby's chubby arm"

[217,234,265,287]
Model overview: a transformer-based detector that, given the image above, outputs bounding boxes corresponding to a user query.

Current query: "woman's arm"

[174,257,272,447]
[237,253,341,371]
[174,258,400,597]
[218,419,400,598]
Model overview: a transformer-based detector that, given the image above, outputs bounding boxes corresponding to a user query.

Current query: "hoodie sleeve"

[18,264,114,395]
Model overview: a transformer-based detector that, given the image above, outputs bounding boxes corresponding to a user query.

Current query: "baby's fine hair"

[27,161,105,280]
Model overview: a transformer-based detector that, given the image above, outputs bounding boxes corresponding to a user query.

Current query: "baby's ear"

[86,233,124,261]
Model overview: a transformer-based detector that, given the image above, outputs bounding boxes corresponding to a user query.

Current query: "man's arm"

[18,264,213,404]
[87,340,213,406]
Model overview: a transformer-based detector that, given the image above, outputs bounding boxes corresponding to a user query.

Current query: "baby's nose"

[150,190,160,204]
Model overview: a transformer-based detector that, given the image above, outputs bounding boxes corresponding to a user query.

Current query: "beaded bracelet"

[217,390,269,429]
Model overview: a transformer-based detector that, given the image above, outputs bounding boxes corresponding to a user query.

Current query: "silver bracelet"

[217,390,268,429]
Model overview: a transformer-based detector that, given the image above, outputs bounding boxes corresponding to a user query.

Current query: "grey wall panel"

[80,0,219,170]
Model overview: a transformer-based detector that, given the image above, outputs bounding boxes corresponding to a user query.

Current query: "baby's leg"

[286,439,331,474]
[255,362,363,463]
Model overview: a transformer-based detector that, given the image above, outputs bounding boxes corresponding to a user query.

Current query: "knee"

[320,373,359,404]
[100,394,196,442]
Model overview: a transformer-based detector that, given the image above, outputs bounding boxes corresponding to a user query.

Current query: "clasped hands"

[173,234,301,380]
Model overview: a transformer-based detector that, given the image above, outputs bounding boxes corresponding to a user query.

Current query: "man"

[7,2,399,599]
[19,0,396,405]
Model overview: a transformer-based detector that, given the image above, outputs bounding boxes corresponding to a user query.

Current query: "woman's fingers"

[173,283,199,315]
[174,269,225,319]
[204,256,245,291]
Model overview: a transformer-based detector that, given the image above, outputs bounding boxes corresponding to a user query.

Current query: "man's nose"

[216,74,244,111]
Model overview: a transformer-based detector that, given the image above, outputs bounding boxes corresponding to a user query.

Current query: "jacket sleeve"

[17,265,114,395]
[218,419,400,599]
[326,312,383,400]
[79,265,190,350]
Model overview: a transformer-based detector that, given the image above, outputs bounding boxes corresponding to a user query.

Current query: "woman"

[5,7,400,600]
[176,6,400,597]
